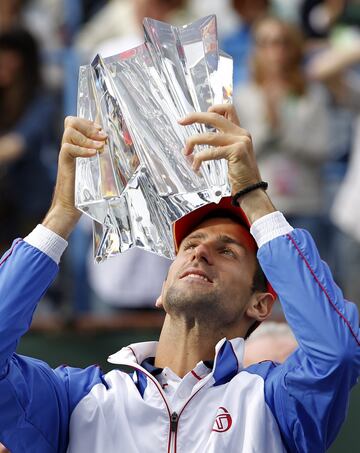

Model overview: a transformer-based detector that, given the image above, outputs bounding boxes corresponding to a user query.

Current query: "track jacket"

[0,212,359,452]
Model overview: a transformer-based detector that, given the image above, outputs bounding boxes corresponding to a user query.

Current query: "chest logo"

[212,407,233,433]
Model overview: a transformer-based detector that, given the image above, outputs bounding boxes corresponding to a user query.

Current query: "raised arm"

[179,104,360,451]
[257,223,360,452]
[0,117,107,451]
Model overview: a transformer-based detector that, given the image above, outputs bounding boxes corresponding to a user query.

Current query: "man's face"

[162,217,258,327]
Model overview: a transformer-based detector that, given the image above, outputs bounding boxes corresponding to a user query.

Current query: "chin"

[165,285,221,319]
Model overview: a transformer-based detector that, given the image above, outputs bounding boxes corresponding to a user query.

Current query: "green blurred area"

[17,329,358,453]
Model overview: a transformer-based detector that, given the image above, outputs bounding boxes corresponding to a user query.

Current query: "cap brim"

[173,196,250,252]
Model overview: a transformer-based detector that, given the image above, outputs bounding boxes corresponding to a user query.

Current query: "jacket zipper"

[119,361,174,452]
[168,383,211,452]
[114,359,208,453]
[170,412,179,432]
[169,412,179,453]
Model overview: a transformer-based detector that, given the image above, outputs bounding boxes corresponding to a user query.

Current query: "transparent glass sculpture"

[75,15,233,261]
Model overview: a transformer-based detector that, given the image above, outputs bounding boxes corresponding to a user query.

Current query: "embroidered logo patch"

[212,407,233,433]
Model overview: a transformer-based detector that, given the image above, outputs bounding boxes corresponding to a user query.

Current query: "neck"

[265,72,287,84]
[155,315,246,378]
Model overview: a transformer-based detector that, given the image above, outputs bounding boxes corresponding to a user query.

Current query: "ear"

[155,281,166,310]
[246,292,275,322]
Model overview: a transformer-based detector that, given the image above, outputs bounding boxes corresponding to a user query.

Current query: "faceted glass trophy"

[75,15,233,262]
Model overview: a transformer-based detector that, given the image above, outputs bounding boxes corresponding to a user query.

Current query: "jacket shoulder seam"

[286,232,360,346]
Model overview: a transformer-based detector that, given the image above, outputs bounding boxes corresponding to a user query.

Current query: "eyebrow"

[184,232,245,250]
[217,234,245,249]
[184,232,206,241]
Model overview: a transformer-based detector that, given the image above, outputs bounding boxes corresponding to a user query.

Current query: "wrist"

[237,189,276,225]
[42,205,81,240]
[232,181,268,206]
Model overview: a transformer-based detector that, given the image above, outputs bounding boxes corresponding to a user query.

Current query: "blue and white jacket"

[0,214,359,452]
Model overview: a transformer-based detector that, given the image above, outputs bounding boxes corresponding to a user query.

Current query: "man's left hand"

[179,104,276,224]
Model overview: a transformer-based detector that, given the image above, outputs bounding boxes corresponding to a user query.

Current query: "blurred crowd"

[1,0,360,325]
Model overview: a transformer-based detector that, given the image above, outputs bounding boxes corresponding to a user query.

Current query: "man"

[0,105,359,452]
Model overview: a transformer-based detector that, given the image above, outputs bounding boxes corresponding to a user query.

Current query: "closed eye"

[219,247,236,258]
[182,241,198,251]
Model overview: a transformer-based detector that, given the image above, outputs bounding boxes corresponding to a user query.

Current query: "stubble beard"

[164,283,228,326]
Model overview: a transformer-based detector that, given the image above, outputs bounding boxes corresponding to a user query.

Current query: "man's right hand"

[42,116,107,239]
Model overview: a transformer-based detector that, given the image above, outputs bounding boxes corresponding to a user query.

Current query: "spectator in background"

[220,0,270,86]
[309,35,360,304]
[74,0,192,61]
[300,0,346,40]
[234,17,330,253]
[87,241,171,314]
[0,28,54,253]
[0,0,63,53]
[0,0,24,32]
[331,116,360,306]
[244,321,298,366]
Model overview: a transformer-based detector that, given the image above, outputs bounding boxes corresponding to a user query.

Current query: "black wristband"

[231,181,268,207]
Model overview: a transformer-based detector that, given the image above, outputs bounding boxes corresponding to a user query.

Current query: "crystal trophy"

[75,15,233,262]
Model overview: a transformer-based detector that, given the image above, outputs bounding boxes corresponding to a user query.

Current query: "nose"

[192,242,214,265]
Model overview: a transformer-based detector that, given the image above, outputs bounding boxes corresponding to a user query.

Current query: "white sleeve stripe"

[24,224,68,264]
[250,211,293,249]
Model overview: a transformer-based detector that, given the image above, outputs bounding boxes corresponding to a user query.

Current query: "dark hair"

[251,261,267,293]
[0,27,42,130]
[247,257,268,338]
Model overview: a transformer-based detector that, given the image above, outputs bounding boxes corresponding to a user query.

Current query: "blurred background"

[0,1,359,452]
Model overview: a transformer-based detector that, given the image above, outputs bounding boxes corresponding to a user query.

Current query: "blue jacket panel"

[0,241,104,452]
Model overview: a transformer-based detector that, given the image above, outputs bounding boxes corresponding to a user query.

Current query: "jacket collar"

[108,341,158,366]
[108,337,244,386]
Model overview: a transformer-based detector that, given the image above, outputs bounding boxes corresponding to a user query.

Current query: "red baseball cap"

[172,196,276,299]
